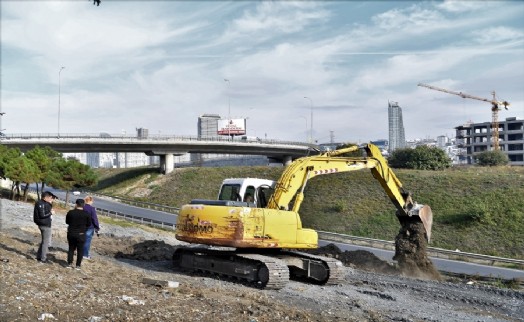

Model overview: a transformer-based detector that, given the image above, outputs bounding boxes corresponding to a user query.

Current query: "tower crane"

[418,83,510,151]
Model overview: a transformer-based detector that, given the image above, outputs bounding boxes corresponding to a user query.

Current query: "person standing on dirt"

[33,191,57,263]
[82,195,100,260]
[65,199,92,270]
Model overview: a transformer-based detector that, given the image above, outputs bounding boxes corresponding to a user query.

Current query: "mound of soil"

[115,239,178,260]
[394,221,441,280]
[311,244,399,275]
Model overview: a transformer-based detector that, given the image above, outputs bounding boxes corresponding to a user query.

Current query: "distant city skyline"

[1,1,523,143]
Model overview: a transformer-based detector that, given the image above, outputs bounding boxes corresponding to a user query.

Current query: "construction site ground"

[1,199,523,322]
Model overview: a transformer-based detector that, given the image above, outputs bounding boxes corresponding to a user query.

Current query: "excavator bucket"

[398,204,433,242]
[416,205,433,242]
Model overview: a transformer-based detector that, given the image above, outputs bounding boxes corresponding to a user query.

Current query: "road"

[45,187,524,280]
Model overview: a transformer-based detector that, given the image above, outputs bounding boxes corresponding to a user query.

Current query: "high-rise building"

[388,101,406,152]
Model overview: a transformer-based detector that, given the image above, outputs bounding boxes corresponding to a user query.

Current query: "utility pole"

[224,79,231,138]
[58,66,65,137]
[304,97,313,143]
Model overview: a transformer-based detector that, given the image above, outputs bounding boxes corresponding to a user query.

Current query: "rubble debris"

[142,277,180,288]
[38,313,56,320]
[119,295,145,305]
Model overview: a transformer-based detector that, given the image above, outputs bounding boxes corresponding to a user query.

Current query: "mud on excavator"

[173,143,433,289]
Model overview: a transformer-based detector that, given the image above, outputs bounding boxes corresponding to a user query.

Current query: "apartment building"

[455,117,524,165]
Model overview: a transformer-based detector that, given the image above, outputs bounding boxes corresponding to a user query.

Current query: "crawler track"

[278,250,346,285]
[173,247,289,289]
[173,247,345,289]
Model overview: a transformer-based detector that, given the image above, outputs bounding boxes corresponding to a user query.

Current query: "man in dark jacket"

[65,199,92,270]
[33,191,56,263]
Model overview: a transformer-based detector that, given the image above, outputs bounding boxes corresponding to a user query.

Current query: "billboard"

[217,118,246,136]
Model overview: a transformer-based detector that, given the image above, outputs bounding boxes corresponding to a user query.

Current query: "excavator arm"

[266,143,433,241]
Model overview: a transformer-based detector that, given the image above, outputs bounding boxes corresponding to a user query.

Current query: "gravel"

[1,198,523,321]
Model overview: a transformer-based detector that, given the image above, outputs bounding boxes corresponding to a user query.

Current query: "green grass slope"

[93,166,524,259]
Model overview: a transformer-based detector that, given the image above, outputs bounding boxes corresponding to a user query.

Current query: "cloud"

[471,26,524,44]
[217,1,330,47]
[1,1,522,142]
[1,2,204,84]
[232,1,329,34]
[372,4,443,30]
[435,0,497,13]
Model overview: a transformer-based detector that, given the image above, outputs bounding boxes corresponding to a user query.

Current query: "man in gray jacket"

[33,191,56,263]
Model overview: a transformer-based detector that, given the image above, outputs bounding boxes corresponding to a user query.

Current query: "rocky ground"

[1,199,523,321]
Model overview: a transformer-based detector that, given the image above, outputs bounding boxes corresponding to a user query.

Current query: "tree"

[25,146,62,199]
[0,146,23,179]
[4,155,39,201]
[476,150,509,166]
[388,146,451,170]
[46,158,98,205]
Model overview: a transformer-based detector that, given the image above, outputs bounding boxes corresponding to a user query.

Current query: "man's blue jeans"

[83,227,95,258]
[37,226,52,261]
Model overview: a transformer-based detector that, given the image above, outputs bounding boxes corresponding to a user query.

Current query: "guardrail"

[0,133,315,148]
[95,207,177,231]
[93,191,179,214]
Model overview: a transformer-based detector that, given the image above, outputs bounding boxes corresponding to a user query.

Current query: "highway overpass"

[1,133,319,173]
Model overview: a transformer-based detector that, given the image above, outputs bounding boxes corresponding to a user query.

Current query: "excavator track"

[278,250,346,285]
[173,247,289,290]
[173,247,345,289]
[237,253,290,290]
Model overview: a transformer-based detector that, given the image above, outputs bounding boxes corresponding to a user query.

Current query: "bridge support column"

[160,154,174,174]
[282,155,293,166]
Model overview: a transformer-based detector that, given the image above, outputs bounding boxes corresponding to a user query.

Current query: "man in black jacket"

[65,199,92,269]
[33,191,57,263]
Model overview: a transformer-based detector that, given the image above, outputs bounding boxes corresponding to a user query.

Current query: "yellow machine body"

[177,204,318,249]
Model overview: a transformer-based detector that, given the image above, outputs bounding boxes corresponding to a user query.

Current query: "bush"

[388,146,451,170]
[476,150,509,166]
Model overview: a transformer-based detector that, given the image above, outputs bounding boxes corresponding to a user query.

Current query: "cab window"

[218,184,241,201]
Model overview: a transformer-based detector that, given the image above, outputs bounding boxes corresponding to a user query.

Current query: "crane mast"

[418,83,510,150]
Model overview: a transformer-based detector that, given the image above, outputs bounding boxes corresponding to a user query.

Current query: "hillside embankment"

[94,165,524,260]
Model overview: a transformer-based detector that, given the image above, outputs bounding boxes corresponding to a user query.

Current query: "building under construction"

[388,101,406,152]
[455,117,524,165]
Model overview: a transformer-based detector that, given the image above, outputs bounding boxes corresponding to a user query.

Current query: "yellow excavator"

[174,143,433,289]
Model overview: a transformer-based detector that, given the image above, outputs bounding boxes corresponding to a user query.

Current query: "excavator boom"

[266,143,432,241]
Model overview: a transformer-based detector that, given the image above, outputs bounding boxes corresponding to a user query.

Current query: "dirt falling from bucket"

[394,221,441,280]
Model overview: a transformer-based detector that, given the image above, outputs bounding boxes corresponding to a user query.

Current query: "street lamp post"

[224,79,231,137]
[304,96,313,143]
[0,111,5,137]
[299,116,308,142]
[58,66,65,137]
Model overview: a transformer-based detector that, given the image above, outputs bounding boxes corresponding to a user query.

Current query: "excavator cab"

[218,178,275,208]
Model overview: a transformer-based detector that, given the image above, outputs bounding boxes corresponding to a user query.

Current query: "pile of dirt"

[394,221,441,280]
[90,236,178,261]
[311,244,399,275]
[311,221,441,281]
[114,239,178,260]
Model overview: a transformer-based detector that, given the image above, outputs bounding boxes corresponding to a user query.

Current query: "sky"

[1,0,523,144]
